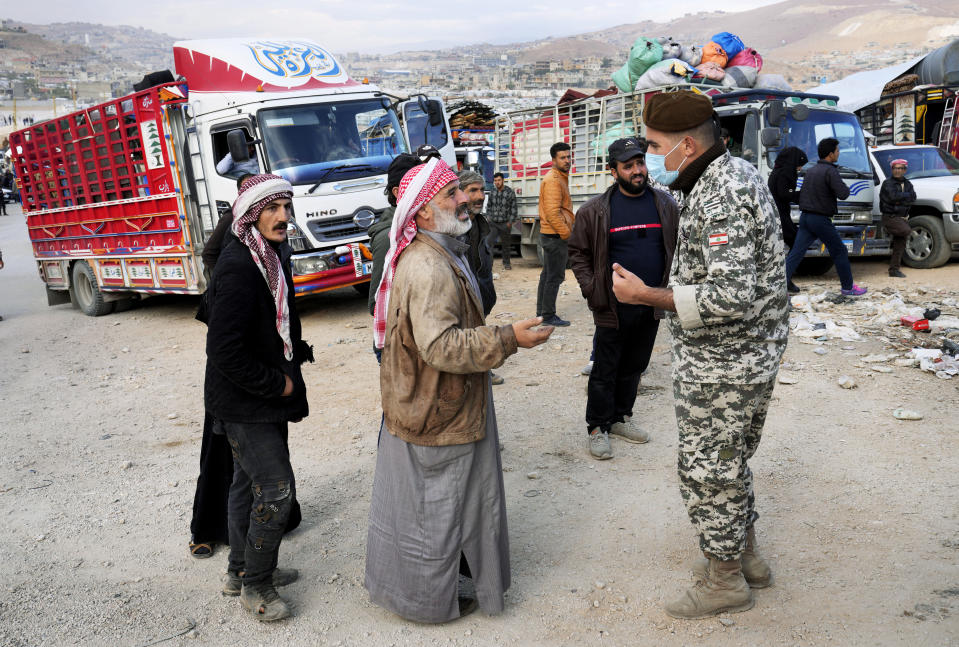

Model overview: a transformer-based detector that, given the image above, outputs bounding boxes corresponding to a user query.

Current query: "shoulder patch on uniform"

[708,232,729,246]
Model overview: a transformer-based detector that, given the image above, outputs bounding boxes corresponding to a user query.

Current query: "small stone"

[842,345,856,351]
[837,375,857,389]
[21,348,30,354]
[328,573,340,583]
[134,577,142,583]
[893,408,923,421]
[100,434,112,440]
[777,373,798,385]
[526,472,540,480]
[168,481,178,488]
[186,629,199,639]
[35,534,46,542]
[492,273,500,280]
[814,347,828,355]
[594,581,606,589]
[120,461,133,470]
[167,413,178,420]
[465,629,473,636]
[525,381,540,386]
[121,347,130,353]
[871,366,893,373]
[593,600,600,608]
[719,617,735,627]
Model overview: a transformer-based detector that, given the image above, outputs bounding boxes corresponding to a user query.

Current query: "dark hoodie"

[767,147,808,247]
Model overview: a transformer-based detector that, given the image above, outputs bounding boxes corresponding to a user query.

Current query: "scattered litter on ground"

[893,408,924,421]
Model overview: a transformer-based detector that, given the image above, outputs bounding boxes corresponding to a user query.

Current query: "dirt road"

[1,204,958,646]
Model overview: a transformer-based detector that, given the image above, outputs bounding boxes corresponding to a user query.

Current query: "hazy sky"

[12,0,782,53]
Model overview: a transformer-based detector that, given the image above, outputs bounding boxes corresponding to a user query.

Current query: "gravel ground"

[1,203,958,646]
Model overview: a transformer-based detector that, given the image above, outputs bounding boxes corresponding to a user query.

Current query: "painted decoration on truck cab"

[173,38,358,93]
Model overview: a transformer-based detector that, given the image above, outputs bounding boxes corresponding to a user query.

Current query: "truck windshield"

[872,147,959,179]
[259,99,408,185]
[774,110,871,175]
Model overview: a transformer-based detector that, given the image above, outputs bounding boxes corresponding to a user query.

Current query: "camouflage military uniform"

[667,152,789,561]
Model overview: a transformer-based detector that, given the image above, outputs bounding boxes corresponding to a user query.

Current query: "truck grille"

[306,214,375,242]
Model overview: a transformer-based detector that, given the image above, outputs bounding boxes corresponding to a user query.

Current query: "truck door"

[398,97,456,167]
[206,119,260,228]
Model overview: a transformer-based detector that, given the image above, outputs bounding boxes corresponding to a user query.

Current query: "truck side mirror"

[760,127,782,148]
[227,129,250,163]
[466,150,480,167]
[789,104,810,121]
[767,101,786,127]
[426,99,444,127]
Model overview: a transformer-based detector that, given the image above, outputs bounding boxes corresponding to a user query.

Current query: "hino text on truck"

[8,39,454,315]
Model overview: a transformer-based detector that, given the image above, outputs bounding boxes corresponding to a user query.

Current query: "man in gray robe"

[366,159,553,623]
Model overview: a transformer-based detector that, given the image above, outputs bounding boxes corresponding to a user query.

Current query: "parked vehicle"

[7,38,454,315]
[495,85,876,265]
[869,144,959,268]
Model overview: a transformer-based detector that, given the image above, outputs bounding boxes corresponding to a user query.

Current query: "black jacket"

[568,185,679,328]
[204,235,310,423]
[767,147,808,247]
[463,213,496,316]
[798,160,850,216]
[879,177,916,217]
[202,211,235,271]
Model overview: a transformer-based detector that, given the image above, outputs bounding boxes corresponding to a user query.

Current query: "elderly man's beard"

[432,202,472,237]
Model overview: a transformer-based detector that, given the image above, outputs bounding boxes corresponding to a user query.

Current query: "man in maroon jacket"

[569,138,679,460]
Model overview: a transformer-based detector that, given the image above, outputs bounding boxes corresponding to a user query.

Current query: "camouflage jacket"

[667,152,789,384]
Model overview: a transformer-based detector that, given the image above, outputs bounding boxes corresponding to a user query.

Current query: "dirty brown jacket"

[538,167,574,238]
[380,233,518,447]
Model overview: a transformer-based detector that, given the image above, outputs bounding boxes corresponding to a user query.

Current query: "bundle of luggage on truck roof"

[447,100,497,130]
[611,32,790,94]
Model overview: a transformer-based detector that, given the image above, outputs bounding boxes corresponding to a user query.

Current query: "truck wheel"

[521,243,544,265]
[71,261,114,316]
[795,257,834,276]
[903,215,951,269]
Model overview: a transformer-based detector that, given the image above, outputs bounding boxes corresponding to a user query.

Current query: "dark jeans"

[785,212,854,290]
[219,419,295,585]
[486,221,513,268]
[536,235,568,318]
[882,214,912,271]
[586,306,660,433]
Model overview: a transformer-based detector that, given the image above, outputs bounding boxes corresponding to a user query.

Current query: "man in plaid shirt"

[486,172,517,270]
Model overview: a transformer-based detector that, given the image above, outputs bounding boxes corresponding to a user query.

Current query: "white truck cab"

[173,39,455,295]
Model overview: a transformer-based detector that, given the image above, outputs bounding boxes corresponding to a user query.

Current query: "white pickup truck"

[869,144,959,268]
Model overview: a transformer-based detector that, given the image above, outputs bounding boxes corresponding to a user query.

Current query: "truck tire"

[795,257,834,276]
[71,261,115,316]
[903,215,951,269]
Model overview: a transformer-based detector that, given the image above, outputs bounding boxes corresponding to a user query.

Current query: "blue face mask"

[646,139,688,185]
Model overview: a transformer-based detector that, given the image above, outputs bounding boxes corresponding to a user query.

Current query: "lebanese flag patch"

[708,232,729,246]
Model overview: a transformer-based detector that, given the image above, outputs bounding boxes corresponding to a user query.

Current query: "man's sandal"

[189,542,215,559]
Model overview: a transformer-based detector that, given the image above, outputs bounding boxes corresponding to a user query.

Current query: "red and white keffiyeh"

[373,158,459,349]
[231,174,295,360]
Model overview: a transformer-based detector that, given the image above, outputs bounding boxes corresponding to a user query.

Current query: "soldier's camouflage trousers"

[673,378,776,560]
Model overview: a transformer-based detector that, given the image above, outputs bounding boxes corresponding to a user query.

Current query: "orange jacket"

[538,167,574,239]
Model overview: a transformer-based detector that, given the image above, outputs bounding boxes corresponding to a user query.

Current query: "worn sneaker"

[223,568,299,597]
[491,372,504,385]
[581,361,593,376]
[889,269,906,278]
[787,281,801,294]
[588,428,613,460]
[609,415,649,444]
[542,315,571,327]
[840,284,867,296]
[239,581,292,622]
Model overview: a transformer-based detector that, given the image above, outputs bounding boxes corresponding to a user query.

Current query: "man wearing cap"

[879,158,915,278]
[536,142,574,327]
[365,159,553,623]
[569,137,678,460]
[204,174,313,621]
[457,169,497,317]
[611,91,789,619]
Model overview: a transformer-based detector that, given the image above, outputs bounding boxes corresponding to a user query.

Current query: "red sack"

[701,42,728,68]
[728,47,763,71]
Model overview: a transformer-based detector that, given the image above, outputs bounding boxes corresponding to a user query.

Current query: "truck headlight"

[953,190,959,213]
[287,220,310,252]
[293,256,329,275]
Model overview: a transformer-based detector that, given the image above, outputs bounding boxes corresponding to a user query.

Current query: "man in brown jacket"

[536,142,574,326]
[365,158,552,624]
[569,138,679,459]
